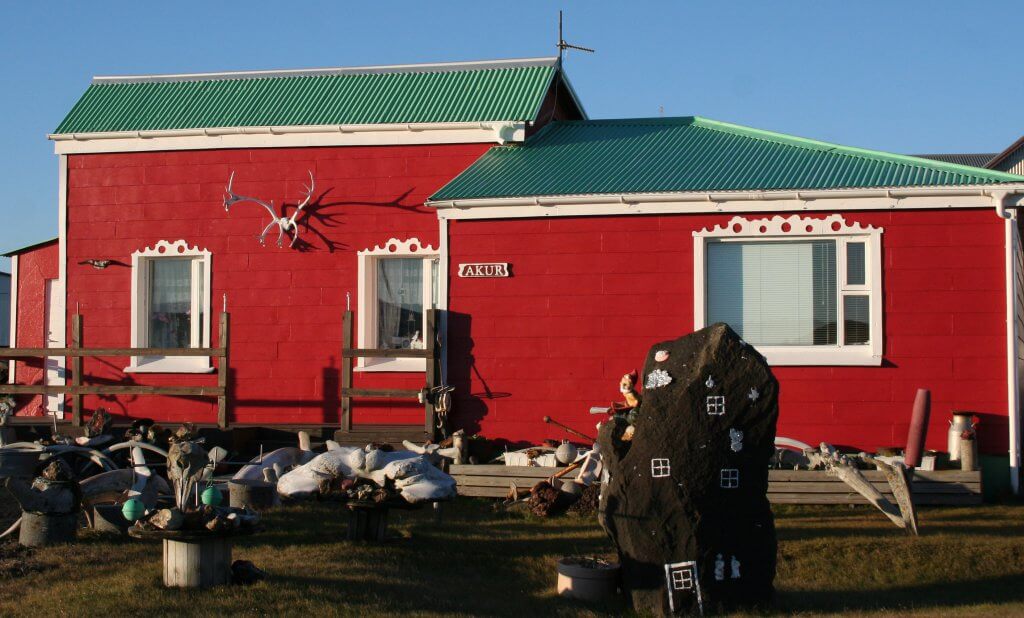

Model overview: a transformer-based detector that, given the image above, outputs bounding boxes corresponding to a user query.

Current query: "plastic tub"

[556,557,619,601]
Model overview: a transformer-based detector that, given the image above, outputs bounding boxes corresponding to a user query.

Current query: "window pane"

[707,240,837,346]
[377,258,424,349]
[847,242,866,285]
[197,263,205,346]
[844,295,870,345]
[148,259,192,348]
[813,241,838,345]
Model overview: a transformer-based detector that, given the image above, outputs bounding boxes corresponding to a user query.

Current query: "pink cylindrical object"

[904,388,931,468]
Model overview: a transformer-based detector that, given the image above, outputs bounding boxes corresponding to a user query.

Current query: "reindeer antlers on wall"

[223,171,315,247]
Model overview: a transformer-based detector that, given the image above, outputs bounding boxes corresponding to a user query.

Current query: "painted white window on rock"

[357,238,439,372]
[694,215,882,366]
[127,240,212,374]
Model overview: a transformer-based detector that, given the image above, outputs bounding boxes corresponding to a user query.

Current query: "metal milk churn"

[948,411,975,461]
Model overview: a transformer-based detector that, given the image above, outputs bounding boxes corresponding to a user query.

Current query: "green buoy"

[201,485,223,507]
[121,498,145,522]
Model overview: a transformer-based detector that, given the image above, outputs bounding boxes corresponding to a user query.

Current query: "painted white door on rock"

[44,279,65,418]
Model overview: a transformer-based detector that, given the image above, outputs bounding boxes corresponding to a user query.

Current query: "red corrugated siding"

[447,210,1010,454]
[12,241,59,416]
[65,144,490,426]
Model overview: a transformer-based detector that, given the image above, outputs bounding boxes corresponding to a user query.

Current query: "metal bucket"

[0,448,42,479]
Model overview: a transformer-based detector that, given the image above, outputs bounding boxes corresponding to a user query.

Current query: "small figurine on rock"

[609,370,643,441]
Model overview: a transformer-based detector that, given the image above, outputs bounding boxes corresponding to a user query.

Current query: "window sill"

[355,358,427,373]
[125,357,214,374]
[757,346,881,367]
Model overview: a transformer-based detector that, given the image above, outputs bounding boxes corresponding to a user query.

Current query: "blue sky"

[2,0,1023,271]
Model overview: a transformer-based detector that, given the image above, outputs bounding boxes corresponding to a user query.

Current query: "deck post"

[424,309,437,439]
[70,314,82,427]
[341,310,353,433]
[217,312,229,429]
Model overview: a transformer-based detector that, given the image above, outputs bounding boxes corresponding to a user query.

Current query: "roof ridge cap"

[92,57,559,85]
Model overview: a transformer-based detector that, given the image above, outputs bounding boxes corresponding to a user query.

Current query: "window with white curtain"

[128,240,212,373]
[357,238,438,372]
[694,216,882,366]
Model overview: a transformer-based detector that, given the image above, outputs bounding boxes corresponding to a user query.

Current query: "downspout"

[991,189,1022,494]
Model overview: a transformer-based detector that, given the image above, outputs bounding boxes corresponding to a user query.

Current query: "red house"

[7,57,1024,492]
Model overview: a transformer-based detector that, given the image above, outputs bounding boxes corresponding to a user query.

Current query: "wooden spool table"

[129,525,261,588]
[343,499,421,542]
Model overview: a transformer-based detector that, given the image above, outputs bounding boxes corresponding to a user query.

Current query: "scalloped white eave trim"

[693,214,881,238]
[358,237,436,256]
[132,239,211,259]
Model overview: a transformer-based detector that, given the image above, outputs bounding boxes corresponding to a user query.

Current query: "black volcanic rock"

[598,323,779,615]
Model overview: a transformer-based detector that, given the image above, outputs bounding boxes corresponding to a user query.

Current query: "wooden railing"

[0,312,231,428]
[339,309,439,439]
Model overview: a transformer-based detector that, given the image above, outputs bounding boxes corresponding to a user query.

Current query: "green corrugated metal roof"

[430,117,1024,201]
[54,58,572,134]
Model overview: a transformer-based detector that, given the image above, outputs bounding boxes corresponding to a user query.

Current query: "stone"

[598,323,779,615]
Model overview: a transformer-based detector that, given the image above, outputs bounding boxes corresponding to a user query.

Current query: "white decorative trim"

[432,186,1024,219]
[51,122,526,154]
[43,279,65,418]
[438,218,450,386]
[7,255,16,384]
[358,237,437,258]
[695,213,879,238]
[693,215,884,366]
[129,240,212,373]
[57,155,67,380]
[357,238,438,372]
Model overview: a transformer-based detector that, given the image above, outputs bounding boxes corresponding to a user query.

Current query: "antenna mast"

[557,10,594,64]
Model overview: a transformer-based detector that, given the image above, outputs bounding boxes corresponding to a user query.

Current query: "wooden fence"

[0,313,230,428]
[336,309,439,445]
[449,465,983,506]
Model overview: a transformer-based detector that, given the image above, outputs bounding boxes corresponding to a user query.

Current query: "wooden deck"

[449,465,983,505]
[333,425,431,448]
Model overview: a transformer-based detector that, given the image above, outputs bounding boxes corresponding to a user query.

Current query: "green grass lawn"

[1,500,1023,616]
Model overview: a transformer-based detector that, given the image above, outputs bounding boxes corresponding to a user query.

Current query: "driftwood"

[864,454,918,535]
[817,443,917,535]
[80,469,170,513]
[233,431,315,483]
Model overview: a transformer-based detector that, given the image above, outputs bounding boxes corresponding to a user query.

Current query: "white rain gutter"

[430,186,1024,210]
[47,121,524,144]
[991,188,1024,495]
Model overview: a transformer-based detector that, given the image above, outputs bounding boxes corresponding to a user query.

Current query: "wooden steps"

[449,465,983,505]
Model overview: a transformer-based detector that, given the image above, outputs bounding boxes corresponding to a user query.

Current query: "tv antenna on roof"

[557,10,594,64]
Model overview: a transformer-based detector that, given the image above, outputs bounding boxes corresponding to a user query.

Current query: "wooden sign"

[458,263,510,278]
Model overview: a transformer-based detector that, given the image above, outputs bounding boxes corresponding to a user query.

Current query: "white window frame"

[126,240,212,374]
[720,468,740,489]
[651,458,671,478]
[693,215,883,366]
[357,237,438,373]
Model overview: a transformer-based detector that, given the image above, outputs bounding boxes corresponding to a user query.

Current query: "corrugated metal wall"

[993,145,1024,175]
